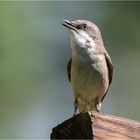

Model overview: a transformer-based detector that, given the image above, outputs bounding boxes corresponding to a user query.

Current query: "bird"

[62,19,113,114]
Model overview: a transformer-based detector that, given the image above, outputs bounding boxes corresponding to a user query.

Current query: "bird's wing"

[101,53,113,102]
[67,58,72,81]
[105,53,113,85]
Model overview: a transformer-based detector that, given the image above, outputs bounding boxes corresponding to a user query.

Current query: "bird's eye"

[82,24,87,30]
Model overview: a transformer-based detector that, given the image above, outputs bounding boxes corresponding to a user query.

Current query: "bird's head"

[62,19,103,49]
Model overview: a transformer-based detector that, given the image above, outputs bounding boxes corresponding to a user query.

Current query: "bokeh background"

[0,1,140,138]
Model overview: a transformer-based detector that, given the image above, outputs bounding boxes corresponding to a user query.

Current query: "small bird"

[62,19,113,114]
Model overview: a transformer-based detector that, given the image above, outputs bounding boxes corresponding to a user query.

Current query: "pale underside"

[70,30,109,112]
[71,52,109,112]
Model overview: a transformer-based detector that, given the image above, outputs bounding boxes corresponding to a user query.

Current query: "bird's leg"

[90,98,100,118]
[73,99,78,116]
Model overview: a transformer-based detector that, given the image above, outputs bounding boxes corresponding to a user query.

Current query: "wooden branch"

[51,112,140,140]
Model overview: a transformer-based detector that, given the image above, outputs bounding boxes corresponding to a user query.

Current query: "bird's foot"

[88,110,97,119]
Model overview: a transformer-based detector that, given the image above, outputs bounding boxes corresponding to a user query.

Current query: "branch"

[51,112,140,139]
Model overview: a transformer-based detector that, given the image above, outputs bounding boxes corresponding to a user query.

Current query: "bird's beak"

[62,19,77,32]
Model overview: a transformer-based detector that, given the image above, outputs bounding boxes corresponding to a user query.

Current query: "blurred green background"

[0,1,140,138]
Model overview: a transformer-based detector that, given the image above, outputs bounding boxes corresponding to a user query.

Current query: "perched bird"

[62,19,113,114]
